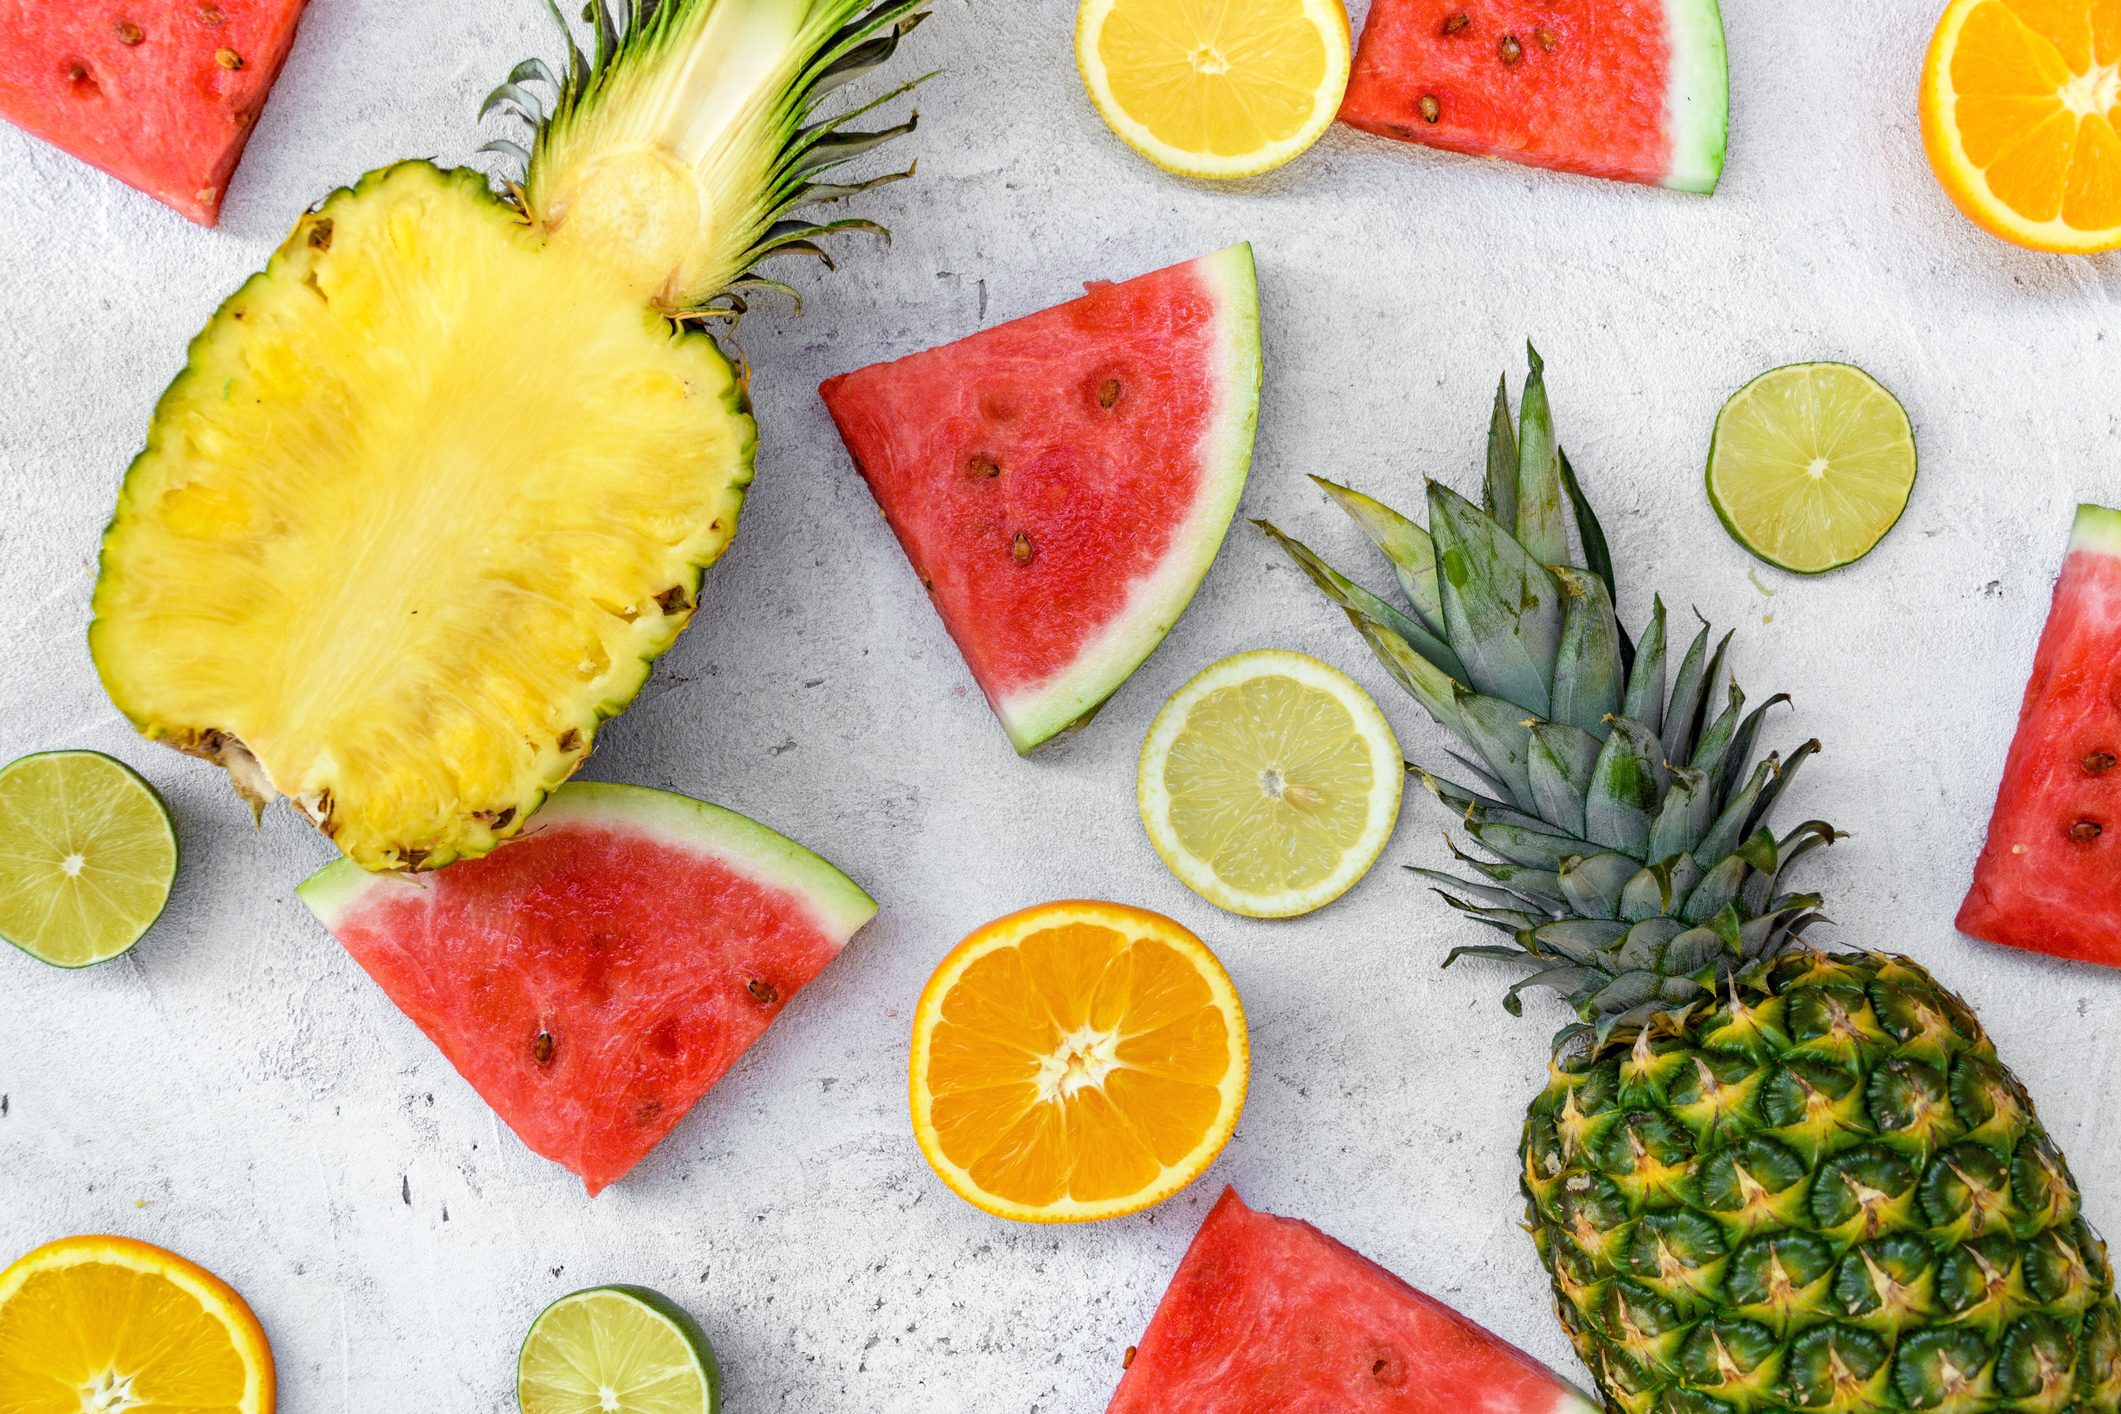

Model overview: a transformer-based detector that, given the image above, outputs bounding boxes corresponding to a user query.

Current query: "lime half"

[1139,649,1403,918]
[519,1286,721,1414]
[0,750,177,967]
[1706,362,1917,574]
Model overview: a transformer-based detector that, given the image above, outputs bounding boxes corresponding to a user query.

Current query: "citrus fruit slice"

[1705,363,1918,575]
[1138,649,1403,918]
[518,1285,721,1414]
[0,1234,275,1413]
[1921,0,2121,253]
[0,750,178,968]
[909,900,1248,1224]
[1075,0,1352,179]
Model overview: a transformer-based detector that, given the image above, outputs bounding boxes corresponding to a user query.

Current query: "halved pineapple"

[88,1,926,871]
[92,164,752,870]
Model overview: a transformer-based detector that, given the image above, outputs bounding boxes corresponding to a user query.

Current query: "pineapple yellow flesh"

[89,163,753,871]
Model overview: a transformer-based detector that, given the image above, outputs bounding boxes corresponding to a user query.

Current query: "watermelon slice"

[1959,504,2121,968]
[1108,1188,1600,1414]
[0,0,311,225]
[820,245,1261,753]
[1338,0,1728,193]
[298,783,876,1194]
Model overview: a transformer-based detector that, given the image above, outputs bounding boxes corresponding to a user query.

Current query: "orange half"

[909,901,1248,1223]
[1922,0,2121,253]
[0,1235,275,1414]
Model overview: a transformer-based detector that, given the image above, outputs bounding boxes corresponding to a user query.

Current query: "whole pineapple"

[1265,352,2121,1414]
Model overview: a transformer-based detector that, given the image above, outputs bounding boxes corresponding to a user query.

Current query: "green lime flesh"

[1706,362,1917,574]
[519,1285,721,1414]
[0,750,177,968]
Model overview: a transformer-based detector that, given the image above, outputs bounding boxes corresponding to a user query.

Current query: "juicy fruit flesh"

[90,164,753,871]
[1078,0,1349,176]
[1110,1188,1600,1414]
[1524,951,2121,1414]
[1924,0,2121,250]
[1340,0,1701,187]
[0,0,310,224]
[519,1289,716,1414]
[0,751,176,967]
[912,905,1247,1221]
[1140,649,1404,918]
[1707,363,1916,574]
[0,1237,272,1414]
[1958,505,2121,966]
[310,802,859,1194]
[821,247,1258,752]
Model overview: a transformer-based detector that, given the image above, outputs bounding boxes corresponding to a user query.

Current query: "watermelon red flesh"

[1959,505,2121,968]
[298,783,877,1195]
[820,244,1260,754]
[0,0,310,225]
[1339,0,1728,193]
[1108,1188,1600,1414]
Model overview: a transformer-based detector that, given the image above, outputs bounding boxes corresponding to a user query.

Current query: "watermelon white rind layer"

[994,243,1263,753]
[295,782,877,943]
[1663,0,1729,194]
[2071,503,2121,556]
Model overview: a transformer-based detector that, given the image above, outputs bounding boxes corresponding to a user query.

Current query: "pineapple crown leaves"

[482,0,932,317]
[1259,347,1844,1058]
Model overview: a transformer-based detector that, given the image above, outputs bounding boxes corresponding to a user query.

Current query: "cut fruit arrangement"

[0,0,312,224]
[822,246,1262,752]
[1266,352,2121,1414]
[89,0,930,872]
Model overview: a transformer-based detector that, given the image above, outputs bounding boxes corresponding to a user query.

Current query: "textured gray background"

[3,0,2120,1409]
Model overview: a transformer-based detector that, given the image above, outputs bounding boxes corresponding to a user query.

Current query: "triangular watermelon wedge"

[1339,0,1728,193]
[821,245,1261,753]
[298,783,876,1195]
[1959,504,2121,967]
[1109,1188,1599,1414]
[0,0,311,225]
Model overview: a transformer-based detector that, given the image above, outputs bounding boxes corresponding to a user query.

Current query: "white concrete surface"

[4,1,2121,1409]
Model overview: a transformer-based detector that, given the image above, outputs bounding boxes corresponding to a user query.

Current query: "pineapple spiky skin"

[1526,949,2121,1414]
[1265,350,2121,1414]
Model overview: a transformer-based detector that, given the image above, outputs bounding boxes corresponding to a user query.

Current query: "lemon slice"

[1076,0,1352,179]
[1706,363,1918,575]
[519,1286,721,1414]
[0,750,178,968]
[1139,650,1403,918]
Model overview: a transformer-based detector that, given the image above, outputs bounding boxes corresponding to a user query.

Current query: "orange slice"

[0,1235,275,1413]
[908,901,1247,1223]
[1921,0,2121,253]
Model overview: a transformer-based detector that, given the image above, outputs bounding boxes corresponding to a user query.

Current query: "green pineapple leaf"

[1428,481,1562,716]
[1310,476,1446,638]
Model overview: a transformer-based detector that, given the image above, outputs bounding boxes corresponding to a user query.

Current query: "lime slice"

[0,750,177,968]
[519,1286,721,1414]
[1139,649,1403,919]
[1706,362,1917,574]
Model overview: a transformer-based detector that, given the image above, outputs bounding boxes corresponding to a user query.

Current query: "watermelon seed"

[2071,820,2104,841]
[1098,378,1123,410]
[533,1031,556,1065]
[1418,94,1441,124]
[1012,532,1035,564]
[1498,34,1524,64]
[197,4,225,24]
[747,978,780,1005]
[2085,751,2115,773]
[1441,11,1469,34]
[114,22,145,44]
[65,62,91,85]
[216,47,244,71]
[967,454,1001,479]
[1535,26,1559,50]
[1122,1347,1137,1369]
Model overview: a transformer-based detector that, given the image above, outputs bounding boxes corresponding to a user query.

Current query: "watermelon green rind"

[2072,502,2121,555]
[296,782,877,942]
[993,242,1263,753]
[1662,0,1730,194]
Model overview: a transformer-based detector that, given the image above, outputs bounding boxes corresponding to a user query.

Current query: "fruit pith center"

[1037,1025,1123,1101]
[82,1370,141,1412]
[1189,45,1232,75]
[2059,64,2121,117]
